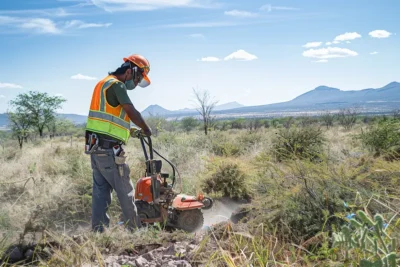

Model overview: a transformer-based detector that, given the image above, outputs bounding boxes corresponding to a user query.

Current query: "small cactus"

[333,211,399,267]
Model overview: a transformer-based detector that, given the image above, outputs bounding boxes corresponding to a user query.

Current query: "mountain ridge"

[1,81,399,127]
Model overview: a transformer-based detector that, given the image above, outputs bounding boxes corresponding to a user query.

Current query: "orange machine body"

[135,176,162,203]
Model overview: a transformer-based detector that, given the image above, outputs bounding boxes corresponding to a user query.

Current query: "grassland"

[0,118,399,266]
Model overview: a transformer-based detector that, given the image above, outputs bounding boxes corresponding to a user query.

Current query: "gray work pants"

[90,149,142,232]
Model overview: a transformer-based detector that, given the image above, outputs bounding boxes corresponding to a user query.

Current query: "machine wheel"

[176,209,204,233]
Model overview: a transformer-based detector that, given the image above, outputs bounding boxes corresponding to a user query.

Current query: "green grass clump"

[200,158,252,201]
[357,120,400,160]
[271,126,326,161]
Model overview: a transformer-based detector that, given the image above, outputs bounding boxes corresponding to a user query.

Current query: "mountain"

[141,101,245,117]
[214,102,244,111]
[141,105,171,117]
[1,82,399,127]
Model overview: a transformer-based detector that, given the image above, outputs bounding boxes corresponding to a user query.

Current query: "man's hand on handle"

[122,103,152,137]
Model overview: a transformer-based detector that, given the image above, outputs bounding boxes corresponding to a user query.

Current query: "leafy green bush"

[200,158,251,201]
[271,126,326,161]
[358,120,400,160]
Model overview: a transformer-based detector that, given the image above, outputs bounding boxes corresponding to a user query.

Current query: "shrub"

[200,158,251,201]
[357,120,400,160]
[271,126,326,161]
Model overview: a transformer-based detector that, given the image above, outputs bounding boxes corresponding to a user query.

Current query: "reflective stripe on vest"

[86,75,131,144]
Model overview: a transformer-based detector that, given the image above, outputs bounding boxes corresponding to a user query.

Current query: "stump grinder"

[131,130,213,232]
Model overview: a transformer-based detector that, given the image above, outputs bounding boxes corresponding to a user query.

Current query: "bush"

[271,126,326,161]
[200,158,251,201]
[358,120,400,160]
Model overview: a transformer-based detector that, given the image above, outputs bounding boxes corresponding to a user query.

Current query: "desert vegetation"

[0,97,400,266]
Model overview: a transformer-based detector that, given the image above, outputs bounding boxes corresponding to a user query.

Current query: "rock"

[135,256,149,267]
[166,260,192,267]
[142,251,155,261]
[5,246,23,263]
[24,249,34,259]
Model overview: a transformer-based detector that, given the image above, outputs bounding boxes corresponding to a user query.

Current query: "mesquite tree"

[10,91,66,137]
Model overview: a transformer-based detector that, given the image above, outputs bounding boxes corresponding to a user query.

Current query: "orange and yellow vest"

[85,75,131,144]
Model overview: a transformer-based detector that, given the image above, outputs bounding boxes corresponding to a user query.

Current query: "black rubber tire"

[176,209,204,233]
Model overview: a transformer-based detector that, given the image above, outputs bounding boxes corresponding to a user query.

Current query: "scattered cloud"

[332,40,340,44]
[198,56,221,62]
[334,32,361,42]
[224,49,257,61]
[302,47,358,59]
[369,30,392,38]
[159,21,239,28]
[313,59,328,63]
[303,42,322,48]
[0,15,112,35]
[20,18,61,34]
[0,82,23,89]
[259,4,298,12]
[188,33,205,39]
[65,20,112,29]
[224,9,258,18]
[370,51,379,55]
[325,42,332,46]
[71,74,97,80]
[90,0,219,12]
[198,50,258,62]
[0,8,76,17]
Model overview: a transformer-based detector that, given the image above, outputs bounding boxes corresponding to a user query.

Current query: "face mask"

[125,79,136,90]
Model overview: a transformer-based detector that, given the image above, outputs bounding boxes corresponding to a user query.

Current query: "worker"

[84,54,152,233]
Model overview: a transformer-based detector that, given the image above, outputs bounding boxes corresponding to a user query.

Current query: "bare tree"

[320,110,334,129]
[192,87,218,135]
[337,107,359,130]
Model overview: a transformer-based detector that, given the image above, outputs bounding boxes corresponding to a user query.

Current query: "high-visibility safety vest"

[85,75,131,144]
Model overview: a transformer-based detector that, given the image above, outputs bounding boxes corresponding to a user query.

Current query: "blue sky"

[0,0,399,115]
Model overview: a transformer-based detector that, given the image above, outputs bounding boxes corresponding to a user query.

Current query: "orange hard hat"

[123,54,151,88]
[123,54,150,75]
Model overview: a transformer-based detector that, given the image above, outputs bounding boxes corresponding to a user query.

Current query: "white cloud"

[224,9,258,18]
[65,20,112,29]
[370,51,379,55]
[20,18,61,34]
[334,32,361,42]
[259,4,298,12]
[303,42,322,48]
[198,57,220,62]
[302,47,358,59]
[90,0,218,12]
[313,59,328,63]
[159,21,239,28]
[0,8,76,17]
[325,42,332,46]
[369,30,392,38]
[0,95,5,98]
[332,40,340,44]
[0,15,112,35]
[346,41,351,44]
[224,49,257,61]
[0,82,23,89]
[71,74,97,80]
[188,33,205,38]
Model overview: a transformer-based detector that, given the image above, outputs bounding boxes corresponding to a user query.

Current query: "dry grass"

[0,125,399,266]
